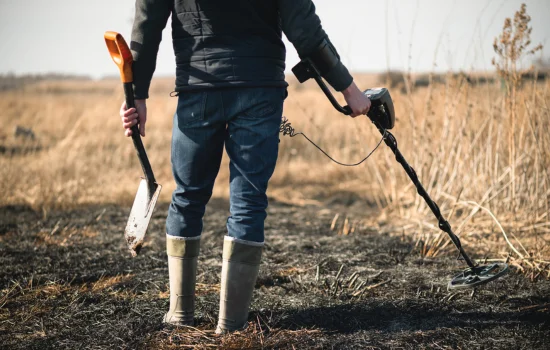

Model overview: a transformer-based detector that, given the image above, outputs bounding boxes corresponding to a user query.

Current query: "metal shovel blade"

[124,179,162,257]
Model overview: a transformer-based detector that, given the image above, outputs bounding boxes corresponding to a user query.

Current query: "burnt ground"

[0,199,549,349]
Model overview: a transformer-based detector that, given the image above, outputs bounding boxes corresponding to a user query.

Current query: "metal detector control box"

[364,88,395,129]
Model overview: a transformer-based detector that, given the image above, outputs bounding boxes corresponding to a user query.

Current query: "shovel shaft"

[123,82,157,186]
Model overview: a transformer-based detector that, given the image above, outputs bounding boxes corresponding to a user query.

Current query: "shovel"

[104,31,162,257]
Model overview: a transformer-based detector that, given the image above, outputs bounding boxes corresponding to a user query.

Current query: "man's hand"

[119,99,147,137]
[341,81,371,118]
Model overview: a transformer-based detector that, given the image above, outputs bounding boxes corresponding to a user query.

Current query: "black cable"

[280,116,480,273]
[279,117,387,167]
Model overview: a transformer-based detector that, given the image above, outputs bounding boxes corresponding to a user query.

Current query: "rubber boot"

[163,235,200,326]
[215,236,263,334]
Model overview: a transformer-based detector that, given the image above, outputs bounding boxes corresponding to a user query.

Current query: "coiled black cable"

[279,117,387,167]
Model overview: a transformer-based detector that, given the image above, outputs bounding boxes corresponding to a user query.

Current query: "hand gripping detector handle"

[292,54,395,129]
[292,58,352,116]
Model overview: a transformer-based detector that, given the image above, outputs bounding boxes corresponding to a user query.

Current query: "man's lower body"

[163,87,285,333]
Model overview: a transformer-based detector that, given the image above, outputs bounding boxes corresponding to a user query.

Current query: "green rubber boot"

[163,235,200,326]
[216,236,263,334]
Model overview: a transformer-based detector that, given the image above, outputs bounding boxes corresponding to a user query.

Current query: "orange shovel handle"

[104,31,133,83]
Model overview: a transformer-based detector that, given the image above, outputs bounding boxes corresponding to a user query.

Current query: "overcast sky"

[0,0,548,78]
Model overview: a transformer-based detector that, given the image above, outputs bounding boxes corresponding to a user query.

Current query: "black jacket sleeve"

[130,0,172,99]
[278,0,353,91]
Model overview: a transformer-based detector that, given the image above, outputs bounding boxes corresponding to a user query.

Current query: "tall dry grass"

[1,6,548,274]
[1,74,548,267]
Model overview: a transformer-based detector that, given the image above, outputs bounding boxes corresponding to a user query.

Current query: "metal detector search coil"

[286,58,509,290]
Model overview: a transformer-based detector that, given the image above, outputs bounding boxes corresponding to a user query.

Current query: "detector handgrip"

[313,73,353,115]
[292,60,395,128]
[292,59,352,116]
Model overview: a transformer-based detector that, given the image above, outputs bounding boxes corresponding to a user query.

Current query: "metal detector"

[290,59,509,290]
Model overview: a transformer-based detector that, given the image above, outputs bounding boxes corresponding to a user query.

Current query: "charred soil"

[1,200,549,349]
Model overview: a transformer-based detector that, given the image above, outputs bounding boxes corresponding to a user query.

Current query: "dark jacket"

[131,0,353,99]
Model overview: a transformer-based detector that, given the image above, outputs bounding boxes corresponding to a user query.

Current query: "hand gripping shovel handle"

[104,31,157,187]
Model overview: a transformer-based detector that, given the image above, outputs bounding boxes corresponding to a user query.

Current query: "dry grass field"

[1,73,549,268]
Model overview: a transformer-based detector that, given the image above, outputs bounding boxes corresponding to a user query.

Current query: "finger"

[119,101,127,114]
[123,108,137,118]
[125,128,132,137]
[140,120,146,137]
[123,113,139,123]
[123,119,138,129]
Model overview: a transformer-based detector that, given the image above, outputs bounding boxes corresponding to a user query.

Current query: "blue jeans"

[166,87,286,243]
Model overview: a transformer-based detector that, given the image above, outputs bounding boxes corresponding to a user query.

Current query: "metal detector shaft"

[291,57,479,271]
[374,125,477,269]
[289,54,509,288]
